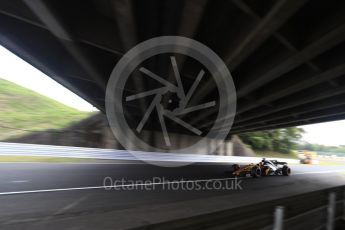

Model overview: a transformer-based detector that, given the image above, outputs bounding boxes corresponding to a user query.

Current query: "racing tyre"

[251,166,261,178]
[232,164,240,172]
[261,166,269,176]
[282,166,291,176]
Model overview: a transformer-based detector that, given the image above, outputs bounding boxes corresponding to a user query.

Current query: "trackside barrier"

[343,190,345,221]
[327,192,336,230]
[0,142,300,163]
[138,186,345,230]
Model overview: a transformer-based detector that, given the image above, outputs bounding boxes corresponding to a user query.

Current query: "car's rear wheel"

[232,164,240,172]
[282,166,291,176]
[261,166,269,176]
[251,166,261,178]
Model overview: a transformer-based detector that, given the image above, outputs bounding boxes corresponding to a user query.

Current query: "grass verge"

[255,151,299,159]
[0,78,94,140]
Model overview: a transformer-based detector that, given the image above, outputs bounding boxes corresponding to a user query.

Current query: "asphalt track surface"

[0,162,344,229]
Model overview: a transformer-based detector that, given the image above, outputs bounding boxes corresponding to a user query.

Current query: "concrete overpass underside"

[1,0,345,137]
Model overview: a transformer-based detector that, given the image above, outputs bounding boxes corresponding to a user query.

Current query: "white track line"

[0,186,105,195]
[0,162,145,165]
[0,170,344,196]
[0,177,239,196]
[294,169,345,175]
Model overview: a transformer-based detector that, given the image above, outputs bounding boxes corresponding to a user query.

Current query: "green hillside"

[0,78,93,140]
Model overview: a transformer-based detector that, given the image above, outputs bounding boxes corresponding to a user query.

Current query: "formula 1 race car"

[231,158,291,178]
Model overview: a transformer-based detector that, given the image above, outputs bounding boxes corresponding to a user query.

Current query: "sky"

[0,45,344,146]
[0,45,97,112]
[299,121,345,146]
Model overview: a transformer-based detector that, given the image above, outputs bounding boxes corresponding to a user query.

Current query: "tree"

[238,127,304,154]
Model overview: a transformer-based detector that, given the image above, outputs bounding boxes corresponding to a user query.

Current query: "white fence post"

[273,206,284,230]
[327,192,336,230]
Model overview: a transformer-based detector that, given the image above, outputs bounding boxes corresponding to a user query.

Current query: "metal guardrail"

[137,186,345,230]
[0,142,299,163]
[268,191,345,230]
[273,189,345,230]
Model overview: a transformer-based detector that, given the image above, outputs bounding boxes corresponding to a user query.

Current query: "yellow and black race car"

[231,158,291,178]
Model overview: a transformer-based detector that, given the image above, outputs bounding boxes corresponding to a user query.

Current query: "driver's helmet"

[261,158,268,164]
